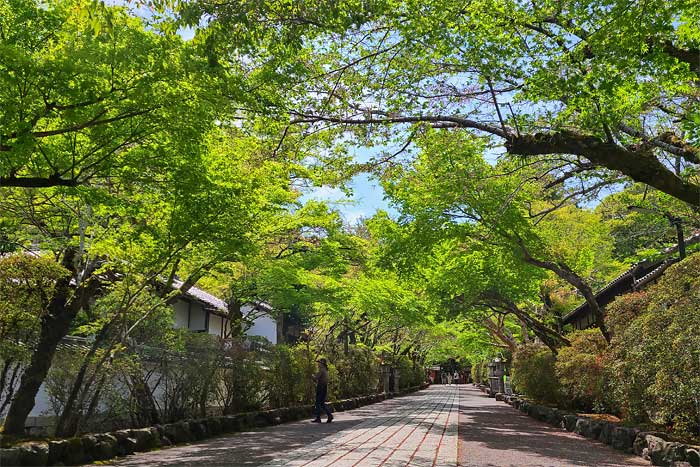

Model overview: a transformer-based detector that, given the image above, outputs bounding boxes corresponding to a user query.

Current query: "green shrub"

[605,291,650,337]
[156,331,223,421]
[264,345,307,408]
[394,356,425,389]
[333,346,380,397]
[512,343,560,405]
[292,345,317,403]
[607,255,700,436]
[555,329,611,412]
[45,346,136,434]
[470,360,489,384]
[470,361,481,383]
[218,345,265,414]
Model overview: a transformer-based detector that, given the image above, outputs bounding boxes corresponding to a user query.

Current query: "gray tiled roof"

[171,279,228,312]
[171,280,273,315]
[562,231,700,325]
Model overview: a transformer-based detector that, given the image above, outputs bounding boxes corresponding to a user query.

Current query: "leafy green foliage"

[268,0,700,205]
[512,343,561,405]
[0,0,220,188]
[331,346,380,399]
[264,345,313,408]
[604,291,651,338]
[394,356,426,390]
[45,346,134,432]
[471,361,488,385]
[607,254,700,435]
[5,0,700,437]
[596,185,700,261]
[555,329,610,412]
[217,345,266,414]
[0,254,68,360]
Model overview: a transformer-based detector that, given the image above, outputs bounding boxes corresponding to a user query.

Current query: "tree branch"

[507,131,700,207]
[0,174,78,188]
[291,112,512,138]
[618,124,700,164]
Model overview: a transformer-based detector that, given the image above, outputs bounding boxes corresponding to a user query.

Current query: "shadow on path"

[97,403,402,466]
[457,386,648,467]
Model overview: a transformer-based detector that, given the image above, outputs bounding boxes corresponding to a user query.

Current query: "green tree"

[278,0,700,206]
[0,0,220,188]
[0,255,68,416]
[371,129,614,348]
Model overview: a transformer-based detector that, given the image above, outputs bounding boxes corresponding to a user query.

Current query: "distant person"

[454,371,459,384]
[447,372,453,385]
[312,358,333,423]
[441,372,447,384]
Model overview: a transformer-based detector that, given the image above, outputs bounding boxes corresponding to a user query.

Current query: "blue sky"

[301,144,398,225]
[303,172,394,225]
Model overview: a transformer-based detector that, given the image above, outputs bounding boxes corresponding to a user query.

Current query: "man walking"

[312,358,333,423]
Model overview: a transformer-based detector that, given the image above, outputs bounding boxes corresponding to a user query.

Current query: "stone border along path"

[96,385,650,467]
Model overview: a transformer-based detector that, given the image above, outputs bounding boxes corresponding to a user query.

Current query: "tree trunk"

[129,369,161,426]
[516,238,611,342]
[520,319,529,343]
[227,297,243,339]
[481,317,517,352]
[2,251,79,435]
[504,300,570,352]
[55,318,115,437]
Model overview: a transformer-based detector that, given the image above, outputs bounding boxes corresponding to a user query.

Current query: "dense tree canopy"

[192,0,700,206]
[2,0,700,440]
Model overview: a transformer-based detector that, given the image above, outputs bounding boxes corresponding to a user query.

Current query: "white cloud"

[305,185,349,202]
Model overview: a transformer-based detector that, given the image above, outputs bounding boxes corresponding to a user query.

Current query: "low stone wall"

[475,382,497,397]
[491,388,700,467]
[0,384,429,467]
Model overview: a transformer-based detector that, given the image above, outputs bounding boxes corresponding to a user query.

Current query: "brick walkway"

[101,385,649,466]
[260,385,457,467]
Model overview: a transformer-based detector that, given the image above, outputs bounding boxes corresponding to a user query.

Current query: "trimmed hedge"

[606,255,700,436]
[554,329,610,412]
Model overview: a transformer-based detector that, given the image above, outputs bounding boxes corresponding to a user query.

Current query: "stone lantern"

[380,351,394,393]
[487,357,507,396]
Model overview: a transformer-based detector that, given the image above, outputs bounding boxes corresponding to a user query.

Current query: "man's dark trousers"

[314,383,332,419]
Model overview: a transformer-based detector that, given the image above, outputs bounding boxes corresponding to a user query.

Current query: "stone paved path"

[100,385,650,466]
[260,385,457,467]
[456,386,648,467]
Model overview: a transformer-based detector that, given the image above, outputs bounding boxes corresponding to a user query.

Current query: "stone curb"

[0,383,430,466]
[493,390,700,467]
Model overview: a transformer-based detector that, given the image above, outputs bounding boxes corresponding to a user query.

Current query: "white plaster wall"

[173,299,189,329]
[189,302,206,331]
[246,313,277,345]
[209,314,223,337]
